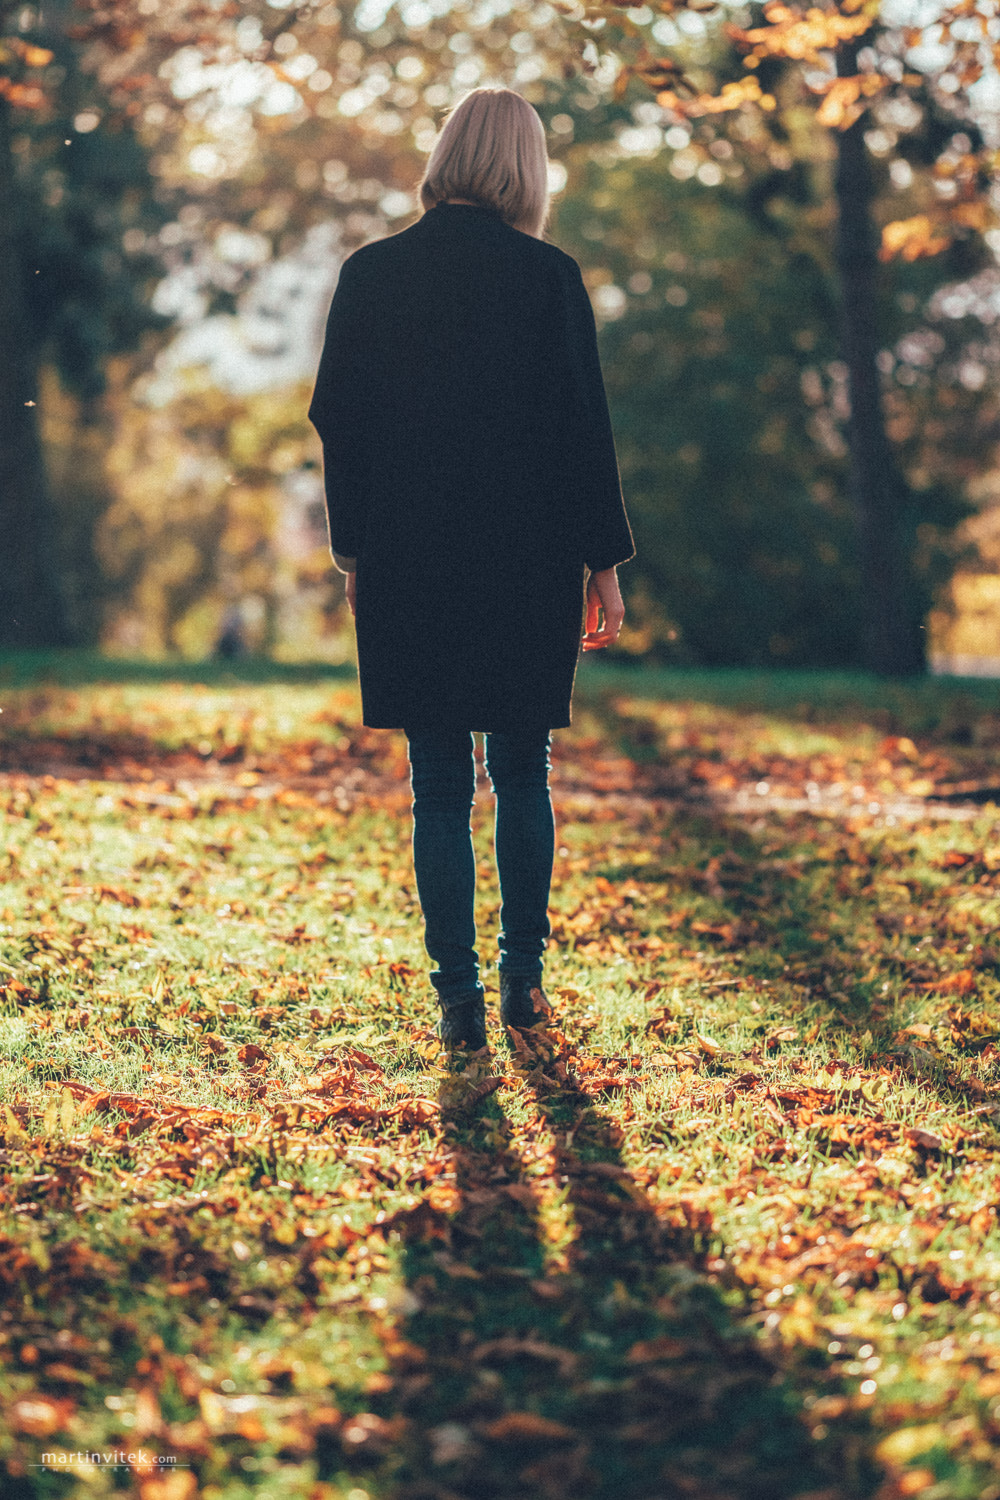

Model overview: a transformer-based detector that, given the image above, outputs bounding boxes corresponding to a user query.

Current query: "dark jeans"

[406,729,554,1004]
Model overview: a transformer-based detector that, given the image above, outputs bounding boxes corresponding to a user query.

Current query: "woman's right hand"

[583,567,624,651]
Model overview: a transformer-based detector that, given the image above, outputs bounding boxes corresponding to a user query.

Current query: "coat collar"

[420,201,508,229]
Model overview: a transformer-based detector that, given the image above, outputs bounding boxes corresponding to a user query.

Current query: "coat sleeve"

[554,257,635,573]
[308,254,370,570]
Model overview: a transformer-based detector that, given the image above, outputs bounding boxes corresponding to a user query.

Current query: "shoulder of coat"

[338,220,421,273]
[532,238,584,277]
[486,232,583,289]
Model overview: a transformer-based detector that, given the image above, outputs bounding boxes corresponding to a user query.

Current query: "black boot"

[500,974,551,1030]
[437,992,488,1050]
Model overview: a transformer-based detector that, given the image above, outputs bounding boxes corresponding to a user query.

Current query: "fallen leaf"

[922,970,975,995]
[906,1126,944,1152]
[10,1395,75,1436]
[483,1412,576,1443]
[626,1336,693,1363]
[237,1043,270,1064]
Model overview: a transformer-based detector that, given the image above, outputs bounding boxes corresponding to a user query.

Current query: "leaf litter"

[2,673,1000,1496]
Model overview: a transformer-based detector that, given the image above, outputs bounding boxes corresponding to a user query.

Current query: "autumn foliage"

[2,662,1000,1496]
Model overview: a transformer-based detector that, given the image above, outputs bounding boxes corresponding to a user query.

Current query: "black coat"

[308,201,634,732]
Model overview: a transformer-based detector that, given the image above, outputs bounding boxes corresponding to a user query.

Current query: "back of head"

[418,87,550,239]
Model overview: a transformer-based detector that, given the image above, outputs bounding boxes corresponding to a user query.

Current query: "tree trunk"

[0,95,72,646]
[834,43,924,676]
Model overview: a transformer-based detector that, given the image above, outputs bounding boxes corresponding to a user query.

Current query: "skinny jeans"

[405,730,554,1004]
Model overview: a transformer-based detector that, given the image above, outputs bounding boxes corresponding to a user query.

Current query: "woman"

[309,86,633,1050]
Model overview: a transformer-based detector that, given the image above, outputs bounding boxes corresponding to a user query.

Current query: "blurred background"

[3,0,1000,674]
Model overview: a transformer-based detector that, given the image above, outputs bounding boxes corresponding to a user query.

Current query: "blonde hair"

[419,87,550,239]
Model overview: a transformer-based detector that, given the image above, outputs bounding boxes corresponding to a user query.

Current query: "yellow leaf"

[875,1424,946,1466]
[881,215,950,262]
[816,76,862,128]
[695,1031,722,1056]
[198,1389,226,1433]
[3,1105,28,1140]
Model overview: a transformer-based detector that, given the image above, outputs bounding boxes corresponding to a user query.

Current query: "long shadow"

[339,688,1000,1495]
[351,1050,867,1500]
[632,797,1000,1112]
[579,688,1000,1113]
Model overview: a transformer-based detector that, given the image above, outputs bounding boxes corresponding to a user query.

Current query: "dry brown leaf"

[483,1411,576,1443]
[237,1043,270,1064]
[626,1336,693,1363]
[906,1126,944,1152]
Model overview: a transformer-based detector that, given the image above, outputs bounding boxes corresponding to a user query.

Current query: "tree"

[0,3,166,645]
[0,84,71,646]
[1,0,578,648]
[566,0,999,674]
[5,0,994,665]
[553,99,995,665]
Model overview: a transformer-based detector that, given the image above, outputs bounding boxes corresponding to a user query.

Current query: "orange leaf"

[483,1412,576,1443]
[138,1472,199,1500]
[0,80,46,108]
[387,1096,441,1128]
[816,75,863,128]
[10,1395,75,1436]
[924,970,975,996]
[880,215,950,262]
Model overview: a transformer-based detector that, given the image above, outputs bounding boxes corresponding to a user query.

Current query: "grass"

[2,656,1000,1499]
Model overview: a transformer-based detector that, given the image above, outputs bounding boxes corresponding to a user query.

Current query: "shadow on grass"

[652,803,997,1107]
[578,687,1000,1109]
[4,650,998,733]
[357,1061,867,1500]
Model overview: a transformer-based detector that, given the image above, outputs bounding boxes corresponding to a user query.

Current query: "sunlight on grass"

[2,665,1000,1498]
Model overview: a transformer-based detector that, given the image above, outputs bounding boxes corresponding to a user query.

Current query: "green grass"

[2,660,1000,1498]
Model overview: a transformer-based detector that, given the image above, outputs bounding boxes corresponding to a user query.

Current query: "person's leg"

[485,731,554,1025]
[406,730,485,1042]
